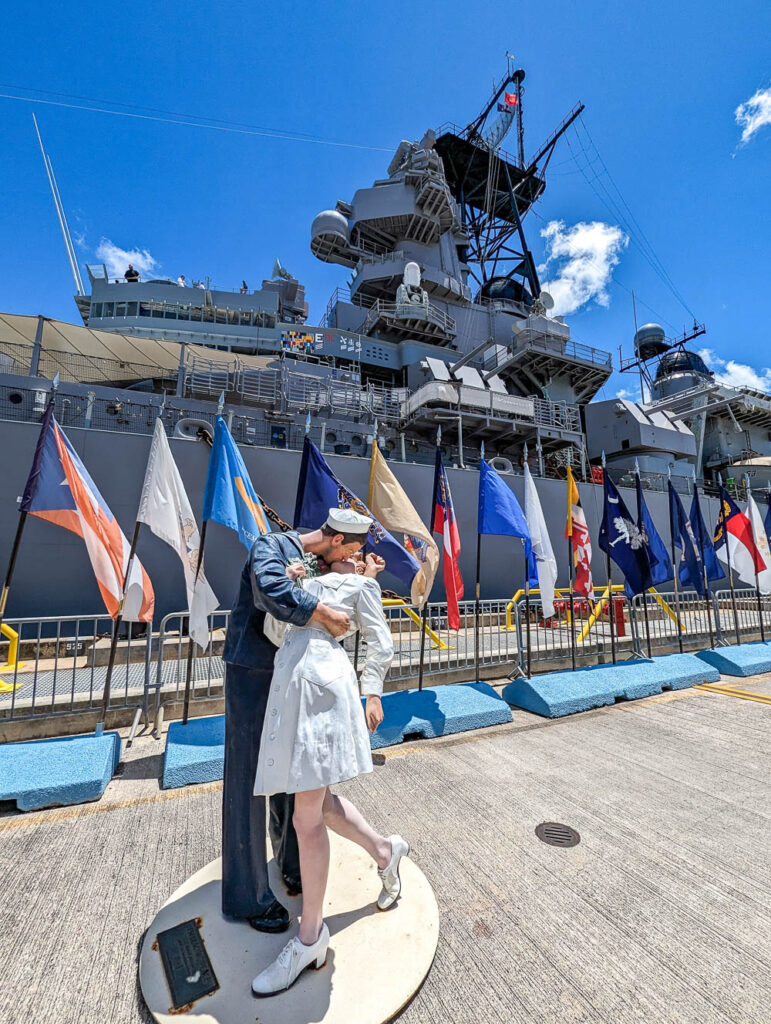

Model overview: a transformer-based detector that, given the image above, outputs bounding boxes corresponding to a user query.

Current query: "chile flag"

[20,404,154,621]
[432,447,463,630]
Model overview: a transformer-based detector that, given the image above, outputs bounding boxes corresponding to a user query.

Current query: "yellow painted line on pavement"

[695,683,771,705]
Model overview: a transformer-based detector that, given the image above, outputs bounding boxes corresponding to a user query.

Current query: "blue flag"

[202,417,271,548]
[478,460,531,544]
[668,480,704,595]
[598,473,652,595]
[635,473,673,588]
[689,485,725,583]
[293,437,419,592]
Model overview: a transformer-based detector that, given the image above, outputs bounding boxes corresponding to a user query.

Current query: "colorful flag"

[503,92,519,106]
[746,492,771,594]
[432,447,463,630]
[20,404,153,621]
[667,480,704,595]
[635,472,673,588]
[566,465,593,596]
[689,485,725,584]
[598,473,652,596]
[523,462,557,619]
[202,416,270,549]
[294,437,420,594]
[137,419,218,649]
[713,485,765,586]
[367,442,438,606]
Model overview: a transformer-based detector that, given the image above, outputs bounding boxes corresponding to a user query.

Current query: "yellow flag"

[368,443,439,606]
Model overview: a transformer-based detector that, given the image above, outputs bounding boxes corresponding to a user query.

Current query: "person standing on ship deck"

[221,508,368,932]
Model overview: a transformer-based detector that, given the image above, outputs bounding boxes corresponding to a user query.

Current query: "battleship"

[1,62,769,620]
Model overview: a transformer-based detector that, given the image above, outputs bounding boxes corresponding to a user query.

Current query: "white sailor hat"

[326,507,372,535]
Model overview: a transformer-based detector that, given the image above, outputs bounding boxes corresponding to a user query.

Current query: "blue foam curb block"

[162,715,225,789]
[0,732,122,811]
[502,653,720,718]
[366,682,513,750]
[695,643,771,677]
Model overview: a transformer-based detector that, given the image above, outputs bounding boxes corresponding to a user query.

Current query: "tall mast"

[32,113,85,296]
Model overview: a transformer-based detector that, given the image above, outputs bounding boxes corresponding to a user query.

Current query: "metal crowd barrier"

[713,588,771,643]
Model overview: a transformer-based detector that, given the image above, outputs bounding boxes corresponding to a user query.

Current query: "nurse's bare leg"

[322,789,392,869]
[293,786,330,946]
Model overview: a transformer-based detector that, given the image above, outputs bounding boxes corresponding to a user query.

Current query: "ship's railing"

[0,338,175,388]
[512,331,612,369]
[360,300,457,338]
[604,465,701,497]
[90,297,277,329]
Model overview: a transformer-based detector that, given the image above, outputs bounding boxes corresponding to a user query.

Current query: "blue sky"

[2,0,769,398]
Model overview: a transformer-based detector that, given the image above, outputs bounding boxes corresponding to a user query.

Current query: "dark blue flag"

[635,473,673,589]
[668,480,704,595]
[689,485,725,583]
[293,437,419,592]
[598,473,652,595]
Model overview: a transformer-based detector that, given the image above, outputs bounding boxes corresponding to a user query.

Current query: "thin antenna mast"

[32,113,85,296]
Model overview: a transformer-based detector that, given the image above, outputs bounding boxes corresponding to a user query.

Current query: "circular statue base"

[139,832,439,1023]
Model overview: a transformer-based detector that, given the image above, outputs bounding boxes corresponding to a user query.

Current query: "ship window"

[164,305,177,319]
[177,306,190,321]
[91,303,102,317]
[115,302,127,317]
[126,302,138,317]
[139,303,152,317]
[621,439,630,450]
[152,304,164,318]
[104,302,115,317]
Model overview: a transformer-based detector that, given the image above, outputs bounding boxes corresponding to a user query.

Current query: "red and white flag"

[714,487,766,588]
[566,465,593,596]
[432,448,463,630]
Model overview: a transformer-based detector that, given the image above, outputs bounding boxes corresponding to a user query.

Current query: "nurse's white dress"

[254,573,394,796]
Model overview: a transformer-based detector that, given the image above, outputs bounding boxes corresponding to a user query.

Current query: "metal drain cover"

[535,822,581,848]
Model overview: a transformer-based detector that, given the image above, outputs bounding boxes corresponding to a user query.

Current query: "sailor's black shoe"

[247,898,290,933]
[283,875,303,896]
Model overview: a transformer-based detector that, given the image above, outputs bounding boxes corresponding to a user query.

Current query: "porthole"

[8,392,23,404]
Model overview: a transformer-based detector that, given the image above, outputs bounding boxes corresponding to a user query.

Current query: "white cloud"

[698,347,771,393]
[538,220,628,317]
[735,87,771,145]
[616,386,640,401]
[95,238,159,281]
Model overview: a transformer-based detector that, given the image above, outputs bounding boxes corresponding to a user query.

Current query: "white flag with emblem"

[747,493,771,594]
[137,419,218,648]
[524,461,558,619]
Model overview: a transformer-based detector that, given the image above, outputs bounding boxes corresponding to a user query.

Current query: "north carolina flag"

[202,416,270,549]
[432,448,463,630]
[714,486,765,587]
[20,404,154,621]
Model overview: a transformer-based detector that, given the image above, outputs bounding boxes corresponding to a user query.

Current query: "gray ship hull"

[0,419,722,622]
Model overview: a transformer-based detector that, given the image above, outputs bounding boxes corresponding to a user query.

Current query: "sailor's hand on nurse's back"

[363,553,386,578]
[365,695,384,733]
[310,602,351,637]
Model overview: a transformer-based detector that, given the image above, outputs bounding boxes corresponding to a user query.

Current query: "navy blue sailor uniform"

[221,530,318,921]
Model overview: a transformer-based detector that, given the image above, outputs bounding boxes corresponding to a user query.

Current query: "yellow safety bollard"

[382,599,451,650]
[0,621,25,691]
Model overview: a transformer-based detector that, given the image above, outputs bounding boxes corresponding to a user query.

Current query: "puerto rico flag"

[432,447,463,630]
[566,465,593,596]
[20,404,154,621]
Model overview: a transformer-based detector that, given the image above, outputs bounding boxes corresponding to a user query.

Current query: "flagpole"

[417,427,440,692]
[602,454,617,665]
[667,472,684,654]
[474,441,484,684]
[744,474,766,643]
[694,477,715,648]
[719,474,741,646]
[181,402,221,724]
[523,444,532,678]
[99,519,142,723]
[566,468,577,673]
[634,461,653,658]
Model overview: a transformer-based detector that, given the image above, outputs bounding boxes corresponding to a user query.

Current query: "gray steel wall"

[0,419,723,621]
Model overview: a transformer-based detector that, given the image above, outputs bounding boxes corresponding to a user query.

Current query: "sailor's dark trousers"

[221,663,300,919]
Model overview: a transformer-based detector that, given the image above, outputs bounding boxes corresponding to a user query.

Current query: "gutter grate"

[535,822,581,848]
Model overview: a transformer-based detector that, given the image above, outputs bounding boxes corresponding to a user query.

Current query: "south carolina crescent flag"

[20,404,154,621]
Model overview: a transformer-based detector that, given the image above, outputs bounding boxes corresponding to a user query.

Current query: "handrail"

[505,585,625,632]
[381,599,449,650]
[0,621,26,692]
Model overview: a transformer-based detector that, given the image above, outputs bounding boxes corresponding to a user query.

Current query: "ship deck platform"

[1,669,769,1023]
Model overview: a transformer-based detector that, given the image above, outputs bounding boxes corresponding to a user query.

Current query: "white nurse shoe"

[377,834,410,910]
[251,923,329,996]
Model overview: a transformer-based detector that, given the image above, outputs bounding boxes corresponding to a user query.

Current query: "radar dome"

[478,276,533,307]
[311,209,350,244]
[655,349,713,381]
[634,323,668,360]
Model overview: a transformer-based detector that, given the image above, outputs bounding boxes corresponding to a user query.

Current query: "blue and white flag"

[293,437,420,593]
[668,480,704,595]
[478,459,530,546]
[202,416,270,548]
[598,473,652,596]
[635,473,673,589]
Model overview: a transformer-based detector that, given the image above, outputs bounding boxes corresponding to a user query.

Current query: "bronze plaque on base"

[155,918,219,1011]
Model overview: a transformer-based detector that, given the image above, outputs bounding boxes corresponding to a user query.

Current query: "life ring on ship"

[489,456,514,475]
